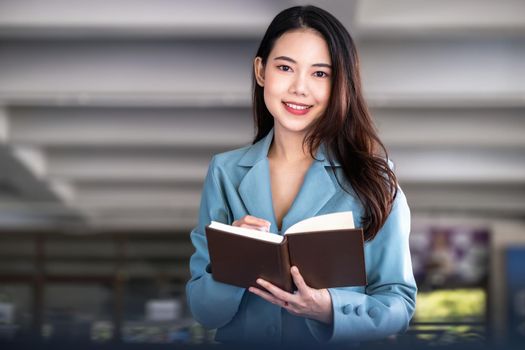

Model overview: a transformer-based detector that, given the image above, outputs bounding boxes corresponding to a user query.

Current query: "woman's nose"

[289,73,308,96]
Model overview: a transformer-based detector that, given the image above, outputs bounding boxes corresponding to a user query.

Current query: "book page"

[208,221,284,244]
[284,211,354,234]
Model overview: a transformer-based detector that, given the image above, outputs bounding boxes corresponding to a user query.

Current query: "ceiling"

[0,0,524,232]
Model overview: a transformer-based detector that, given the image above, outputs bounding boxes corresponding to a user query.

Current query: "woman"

[185,5,417,345]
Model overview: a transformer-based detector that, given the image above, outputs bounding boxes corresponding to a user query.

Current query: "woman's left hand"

[248,266,333,324]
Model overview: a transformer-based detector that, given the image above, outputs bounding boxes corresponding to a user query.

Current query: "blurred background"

[0,0,523,347]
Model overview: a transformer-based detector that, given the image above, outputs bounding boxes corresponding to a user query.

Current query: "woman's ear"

[254,57,265,87]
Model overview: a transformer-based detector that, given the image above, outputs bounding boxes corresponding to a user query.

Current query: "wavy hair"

[251,5,398,241]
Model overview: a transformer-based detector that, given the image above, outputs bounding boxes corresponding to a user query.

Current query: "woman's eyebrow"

[273,55,332,68]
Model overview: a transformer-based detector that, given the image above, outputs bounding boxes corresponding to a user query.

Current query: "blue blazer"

[186,128,417,345]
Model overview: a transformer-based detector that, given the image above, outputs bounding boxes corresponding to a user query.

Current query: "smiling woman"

[186,5,417,346]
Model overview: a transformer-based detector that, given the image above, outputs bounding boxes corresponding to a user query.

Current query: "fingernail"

[257,224,270,232]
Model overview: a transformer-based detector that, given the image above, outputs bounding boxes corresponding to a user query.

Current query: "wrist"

[314,289,333,324]
[318,308,333,324]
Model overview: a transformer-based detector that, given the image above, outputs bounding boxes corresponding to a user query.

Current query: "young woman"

[186,5,417,345]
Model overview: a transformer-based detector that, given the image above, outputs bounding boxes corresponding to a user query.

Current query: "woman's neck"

[267,128,315,164]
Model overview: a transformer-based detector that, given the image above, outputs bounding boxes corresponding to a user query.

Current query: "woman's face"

[254,29,332,136]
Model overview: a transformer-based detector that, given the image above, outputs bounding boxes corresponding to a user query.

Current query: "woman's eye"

[277,65,292,72]
[314,71,329,78]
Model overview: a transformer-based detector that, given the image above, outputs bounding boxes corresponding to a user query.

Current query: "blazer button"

[342,304,352,315]
[355,305,364,316]
[368,307,380,318]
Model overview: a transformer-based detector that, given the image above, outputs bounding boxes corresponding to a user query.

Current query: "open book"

[205,211,366,293]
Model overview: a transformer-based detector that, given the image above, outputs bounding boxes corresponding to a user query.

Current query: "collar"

[238,128,341,167]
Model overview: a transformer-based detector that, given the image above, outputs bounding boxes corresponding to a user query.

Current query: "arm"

[306,189,417,343]
[185,156,246,329]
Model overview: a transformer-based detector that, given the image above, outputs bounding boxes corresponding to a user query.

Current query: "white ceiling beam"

[73,189,200,210]
[359,39,525,97]
[0,147,58,201]
[375,108,525,148]
[48,179,76,204]
[356,0,525,38]
[366,93,525,109]
[0,91,252,108]
[84,211,199,232]
[9,107,253,147]
[0,199,76,213]
[0,107,8,143]
[47,152,210,182]
[405,183,525,215]
[12,145,47,179]
[391,148,525,184]
[0,40,254,99]
[0,0,289,39]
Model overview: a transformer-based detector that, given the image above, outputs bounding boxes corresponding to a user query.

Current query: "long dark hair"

[251,5,398,241]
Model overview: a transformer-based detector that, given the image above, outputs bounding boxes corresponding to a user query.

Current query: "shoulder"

[392,185,409,219]
[381,185,411,239]
[387,156,408,220]
[206,143,253,181]
[211,144,252,167]
[208,144,252,174]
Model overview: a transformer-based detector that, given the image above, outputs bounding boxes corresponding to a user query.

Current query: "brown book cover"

[205,212,366,293]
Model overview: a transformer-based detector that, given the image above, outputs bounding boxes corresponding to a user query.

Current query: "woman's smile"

[282,101,313,115]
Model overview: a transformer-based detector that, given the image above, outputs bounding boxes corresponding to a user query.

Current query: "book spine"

[280,237,294,292]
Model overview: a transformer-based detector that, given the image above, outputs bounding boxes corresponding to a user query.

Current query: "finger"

[256,278,293,303]
[240,224,268,231]
[249,287,287,308]
[245,215,269,225]
[233,216,270,230]
[291,266,309,291]
[245,216,271,229]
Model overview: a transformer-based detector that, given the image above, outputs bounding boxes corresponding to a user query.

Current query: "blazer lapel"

[238,129,278,232]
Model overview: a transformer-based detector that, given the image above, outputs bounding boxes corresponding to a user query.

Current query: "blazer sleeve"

[305,188,417,343]
[185,156,246,329]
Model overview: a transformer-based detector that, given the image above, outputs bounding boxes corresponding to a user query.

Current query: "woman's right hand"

[232,215,271,232]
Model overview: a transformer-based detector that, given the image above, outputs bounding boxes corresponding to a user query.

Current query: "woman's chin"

[274,122,313,135]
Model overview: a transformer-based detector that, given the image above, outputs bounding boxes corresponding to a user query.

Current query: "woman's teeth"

[284,103,312,110]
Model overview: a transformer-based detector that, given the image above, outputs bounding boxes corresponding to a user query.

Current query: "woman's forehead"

[270,29,331,64]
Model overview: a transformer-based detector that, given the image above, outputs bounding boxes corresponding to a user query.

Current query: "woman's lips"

[282,102,312,115]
